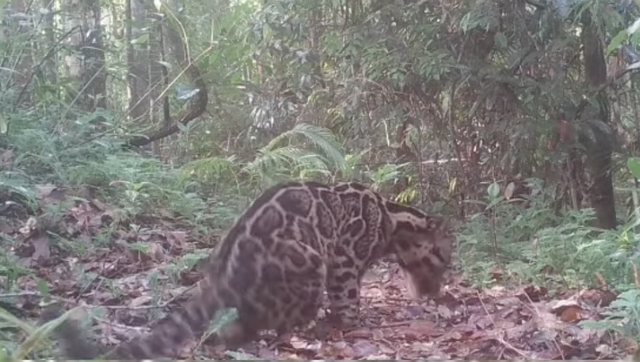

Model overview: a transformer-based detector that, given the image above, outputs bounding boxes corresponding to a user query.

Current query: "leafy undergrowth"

[0,181,639,360]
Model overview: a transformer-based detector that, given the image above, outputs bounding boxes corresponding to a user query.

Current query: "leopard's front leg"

[325,259,362,329]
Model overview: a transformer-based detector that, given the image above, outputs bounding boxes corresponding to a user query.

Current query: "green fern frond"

[241,123,347,184]
[261,123,346,171]
[244,146,305,175]
[181,155,240,182]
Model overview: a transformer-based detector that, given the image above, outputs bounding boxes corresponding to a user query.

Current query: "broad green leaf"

[606,28,628,55]
[131,33,150,45]
[487,182,500,199]
[627,158,640,179]
[607,17,640,55]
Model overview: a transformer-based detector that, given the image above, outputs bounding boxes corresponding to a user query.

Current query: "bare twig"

[496,335,534,359]
[0,291,74,304]
[477,291,535,359]
[521,289,564,360]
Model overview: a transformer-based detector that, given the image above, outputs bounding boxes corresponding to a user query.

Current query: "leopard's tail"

[110,287,224,359]
[40,304,106,360]
[44,278,224,360]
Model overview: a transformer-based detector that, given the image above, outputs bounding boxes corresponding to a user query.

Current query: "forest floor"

[0,185,636,360]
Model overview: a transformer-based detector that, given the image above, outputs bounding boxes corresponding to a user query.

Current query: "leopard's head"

[392,215,454,299]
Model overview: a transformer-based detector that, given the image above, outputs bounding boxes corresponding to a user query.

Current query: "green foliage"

[367,163,410,191]
[628,157,640,179]
[1,112,211,223]
[5,0,640,357]
[0,179,39,214]
[580,290,640,343]
[180,156,240,192]
[183,123,348,191]
[0,304,50,360]
[0,252,30,293]
[244,123,347,184]
[458,178,640,291]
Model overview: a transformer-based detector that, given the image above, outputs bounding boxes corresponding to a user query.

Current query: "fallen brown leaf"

[128,295,153,308]
[560,306,584,323]
[351,339,378,357]
[30,231,51,263]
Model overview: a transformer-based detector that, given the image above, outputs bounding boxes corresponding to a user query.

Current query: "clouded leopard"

[43,180,454,359]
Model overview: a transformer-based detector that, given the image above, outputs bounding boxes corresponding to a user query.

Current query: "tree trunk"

[581,14,617,229]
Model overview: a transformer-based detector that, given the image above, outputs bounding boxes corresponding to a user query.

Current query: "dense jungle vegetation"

[2,0,640,359]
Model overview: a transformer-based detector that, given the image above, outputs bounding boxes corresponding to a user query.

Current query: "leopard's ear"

[40,303,104,360]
